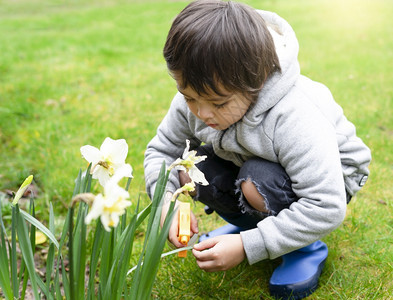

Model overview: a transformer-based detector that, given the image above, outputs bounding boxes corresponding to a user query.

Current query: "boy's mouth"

[206,123,218,128]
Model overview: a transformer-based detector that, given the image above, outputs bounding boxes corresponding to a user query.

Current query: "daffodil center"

[97,158,115,175]
[103,197,124,213]
[181,159,195,170]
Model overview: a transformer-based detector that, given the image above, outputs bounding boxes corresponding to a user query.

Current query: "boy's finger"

[168,219,182,247]
[190,212,199,234]
[194,237,218,250]
[195,259,217,272]
[192,248,213,261]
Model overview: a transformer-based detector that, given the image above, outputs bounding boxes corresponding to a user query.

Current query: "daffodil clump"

[1,137,209,300]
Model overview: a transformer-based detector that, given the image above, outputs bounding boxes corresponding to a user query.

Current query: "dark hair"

[163,0,281,101]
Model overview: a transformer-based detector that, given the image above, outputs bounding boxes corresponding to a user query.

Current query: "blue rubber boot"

[199,224,244,242]
[269,240,328,300]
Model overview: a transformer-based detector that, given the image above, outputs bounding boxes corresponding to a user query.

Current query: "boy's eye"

[184,96,195,102]
[213,102,227,109]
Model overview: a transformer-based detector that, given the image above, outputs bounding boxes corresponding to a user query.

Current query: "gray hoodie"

[144,10,371,264]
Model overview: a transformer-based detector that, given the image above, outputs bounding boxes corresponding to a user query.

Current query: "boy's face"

[173,73,252,131]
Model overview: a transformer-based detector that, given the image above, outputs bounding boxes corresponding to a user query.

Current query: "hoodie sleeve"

[144,93,201,199]
[240,93,348,264]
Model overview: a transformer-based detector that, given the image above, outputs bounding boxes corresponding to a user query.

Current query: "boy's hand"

[160,195,199,248]
[192,234,245,272]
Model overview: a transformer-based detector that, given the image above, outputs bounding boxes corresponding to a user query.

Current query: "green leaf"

[54,208,71,299]
[68,206,75,300]
[20,264,28,300]
[130,162,170,299]
[54,268,62,300]
[0,214,13,300]
[45,203,56,294]
[137,203,177,299]
[46,243,55,290]
[73,169,82,197]
[59,208,71,250]
[76,206,87,299]
[35,275,51,299]
[82,163,92,193]
[99,229,112,296]
[60,258,70,300]
[19,209,59,249]
[87,220,104,300]
[11,206,19,298]
[136,201,152,228]
[112,210,138,300]
[125,176,132,191]
[49,202,55,234]
[15,205,40,299]
[28,199,36,254]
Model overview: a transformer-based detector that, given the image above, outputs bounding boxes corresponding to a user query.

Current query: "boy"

[144,0,371,299]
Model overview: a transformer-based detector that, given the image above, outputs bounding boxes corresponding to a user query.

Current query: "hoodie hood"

[243,10,301,126]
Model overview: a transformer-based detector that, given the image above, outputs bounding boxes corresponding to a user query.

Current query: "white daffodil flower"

[85,165,132,231]
[80,137,133,187]
[169,140,208,186]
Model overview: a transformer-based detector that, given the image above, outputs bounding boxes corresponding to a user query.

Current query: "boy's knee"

[241,179,269,213]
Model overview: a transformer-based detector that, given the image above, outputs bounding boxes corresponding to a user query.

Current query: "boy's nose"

[197,103,214,119]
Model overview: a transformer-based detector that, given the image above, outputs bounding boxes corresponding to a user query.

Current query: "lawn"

[0,0,392,299]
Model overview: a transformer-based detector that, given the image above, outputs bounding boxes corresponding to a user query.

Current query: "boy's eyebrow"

[177,88,232,102]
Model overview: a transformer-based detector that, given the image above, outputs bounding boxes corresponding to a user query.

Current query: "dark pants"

[193,145,298,230]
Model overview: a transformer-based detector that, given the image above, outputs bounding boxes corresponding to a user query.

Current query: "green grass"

[1,0,392,299]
